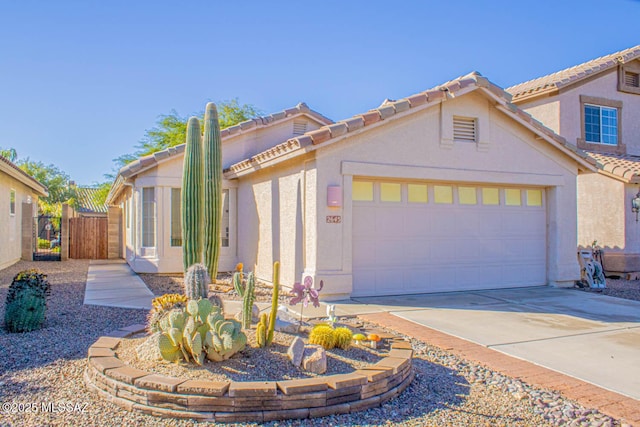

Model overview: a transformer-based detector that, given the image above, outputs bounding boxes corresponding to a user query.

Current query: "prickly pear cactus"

[205,318,247,362]
[184,263,209,300]
[4,269,50,333]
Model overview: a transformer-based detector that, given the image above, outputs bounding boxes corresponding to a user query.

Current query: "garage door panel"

[352,182,547,297]
[375,239,405,265]
[353,207,375,236]
[403,210,430,235]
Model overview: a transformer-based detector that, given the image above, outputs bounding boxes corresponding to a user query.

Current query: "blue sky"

[1,0,639,185]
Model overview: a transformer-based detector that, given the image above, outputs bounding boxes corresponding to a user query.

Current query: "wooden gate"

[69,217,108,259]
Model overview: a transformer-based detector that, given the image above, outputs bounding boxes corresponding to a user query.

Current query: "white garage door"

[352,180,546,296]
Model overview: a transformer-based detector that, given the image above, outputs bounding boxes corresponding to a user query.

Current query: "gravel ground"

[119,326,383,382]
[577,277,640,302]
[140,272,292,304]
[0,261,627,426]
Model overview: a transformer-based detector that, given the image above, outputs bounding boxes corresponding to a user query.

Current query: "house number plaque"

[326,215,342,224]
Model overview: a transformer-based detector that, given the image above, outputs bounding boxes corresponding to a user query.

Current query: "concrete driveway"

[329,287,640,400]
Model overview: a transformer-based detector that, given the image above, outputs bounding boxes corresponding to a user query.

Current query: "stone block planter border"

[84,324,414,422]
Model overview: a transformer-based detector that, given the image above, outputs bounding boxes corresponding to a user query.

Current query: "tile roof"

[507,45,640,102]
[106,103,331,204]
[76,187,108,214]
[0,154,48,196]
[584,151,640,183]
[225,72,596,177]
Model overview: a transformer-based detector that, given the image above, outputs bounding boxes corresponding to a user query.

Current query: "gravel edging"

[0,261,627,426]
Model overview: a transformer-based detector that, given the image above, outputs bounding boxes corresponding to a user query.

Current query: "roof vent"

[453,116,477,142]
[625,71,639,88]
[293,120,307,136]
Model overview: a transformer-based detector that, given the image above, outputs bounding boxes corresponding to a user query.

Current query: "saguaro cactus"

[202,102,223,281]
[181,117,203,270]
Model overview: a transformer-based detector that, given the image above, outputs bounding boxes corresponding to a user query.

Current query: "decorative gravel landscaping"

[0,260,627,426]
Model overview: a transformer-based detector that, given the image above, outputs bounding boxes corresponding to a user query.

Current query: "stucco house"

[107,72,596,299]
[0,155,48,270]
[508,45,640,274]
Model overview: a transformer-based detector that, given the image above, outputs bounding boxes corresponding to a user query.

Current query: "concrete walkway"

[84,260,154,310]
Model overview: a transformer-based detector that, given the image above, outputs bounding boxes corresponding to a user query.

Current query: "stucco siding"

[517,99,561,135]
[237,158,309,287]
[577,174,624,250]
[0,174,38,269]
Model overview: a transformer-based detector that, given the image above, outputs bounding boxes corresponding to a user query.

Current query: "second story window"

[584,104,618,145]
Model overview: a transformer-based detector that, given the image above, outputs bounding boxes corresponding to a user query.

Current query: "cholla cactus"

[184,263,209,300]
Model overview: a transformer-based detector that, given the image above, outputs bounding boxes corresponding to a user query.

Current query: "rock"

[301,345,326,374]
[234,304,260,324]
[275,318,298,334]
[135,333,162,362]
[287,337,305,368]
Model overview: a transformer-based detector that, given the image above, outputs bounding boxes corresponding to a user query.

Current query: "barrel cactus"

[4,269,50,333]
[203,102,223,282]
[184,263,209,300]
[181,116,204,271]
[309,324,336,350]
[334,327,353,350]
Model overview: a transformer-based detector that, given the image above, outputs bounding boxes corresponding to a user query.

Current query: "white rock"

[301,345,327,374]
[234,304,260,324]
[287,337,305,368]
[135,333,162,362]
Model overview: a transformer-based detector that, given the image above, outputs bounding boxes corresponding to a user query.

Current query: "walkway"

[83,260,154,310]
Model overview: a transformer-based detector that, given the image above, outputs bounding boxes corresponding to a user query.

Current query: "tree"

[18,159,78,215]
[114,98,261,169]
[0,147,18,162]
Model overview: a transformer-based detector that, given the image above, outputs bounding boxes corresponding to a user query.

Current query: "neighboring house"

[508,45,640,273]
[107,74,595,299]
[75,186,108,217]
[0,155,48,270]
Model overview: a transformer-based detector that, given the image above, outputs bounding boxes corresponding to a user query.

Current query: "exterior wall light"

[327,185,342,207]
[632,190,640,222]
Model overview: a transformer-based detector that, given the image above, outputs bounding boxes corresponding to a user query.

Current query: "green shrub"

[4,269,50,332]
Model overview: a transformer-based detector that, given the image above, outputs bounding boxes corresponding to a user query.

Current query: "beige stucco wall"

[305,90,582,297]
[0,173,38,270]
[577,173,625,250]
[236,157,309,288]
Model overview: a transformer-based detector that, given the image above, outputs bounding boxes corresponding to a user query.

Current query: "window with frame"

[170,188,181,247]
[584,104,618,145]
[10,189,16,215]
[221,189,230,247]
[142,187,156,248]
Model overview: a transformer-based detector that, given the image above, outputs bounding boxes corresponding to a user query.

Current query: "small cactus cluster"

[147,293,188,333]
[233,263,256,329]
[157,299,246,364]
[309,324,353,350]
[254,261,280,347]
[184,263,209,300]
[4,269,50,333]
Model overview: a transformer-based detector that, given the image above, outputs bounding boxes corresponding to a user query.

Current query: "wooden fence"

[69,217,108,259]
